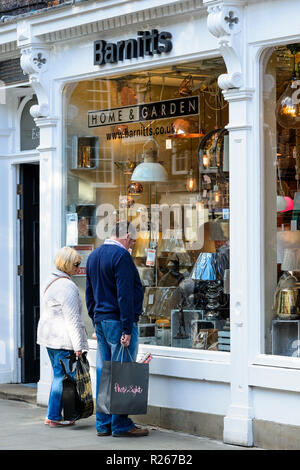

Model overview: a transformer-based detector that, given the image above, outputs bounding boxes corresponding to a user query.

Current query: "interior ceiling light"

[113,124,128,133]
[171,118,203,138]
[114,159,136,175]
[178,75,194,97]
[131,137,168,183]
[186,168,197,192]
[120,85,137,106]
[127,181,143,195]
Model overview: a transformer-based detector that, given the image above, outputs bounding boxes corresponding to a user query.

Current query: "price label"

[146,248,156,266]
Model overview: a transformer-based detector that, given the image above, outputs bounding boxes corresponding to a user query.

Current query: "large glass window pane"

[263,45,300,357]
[63,58,230,351]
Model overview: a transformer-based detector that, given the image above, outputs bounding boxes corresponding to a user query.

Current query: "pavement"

[0,384,261,453]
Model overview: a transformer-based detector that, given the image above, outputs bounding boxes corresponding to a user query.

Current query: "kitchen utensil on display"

[277,287,300,319]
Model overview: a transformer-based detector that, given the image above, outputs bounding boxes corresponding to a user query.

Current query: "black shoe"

[97,430,111,436]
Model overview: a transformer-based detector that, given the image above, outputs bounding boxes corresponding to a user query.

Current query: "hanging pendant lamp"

[131,137,168,183]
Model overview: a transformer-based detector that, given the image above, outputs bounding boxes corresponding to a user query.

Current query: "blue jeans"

[95,320,139,435]
[46,348,76,421]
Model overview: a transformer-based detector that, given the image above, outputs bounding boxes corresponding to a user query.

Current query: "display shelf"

[76,204,97,238]
[272,319,300,357]
[70,136,99,170]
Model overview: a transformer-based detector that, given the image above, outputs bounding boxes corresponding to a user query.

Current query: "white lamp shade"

[277,231,300,263]
[281,247,300,271]
[131,162,168,182]
[277,195,287,212]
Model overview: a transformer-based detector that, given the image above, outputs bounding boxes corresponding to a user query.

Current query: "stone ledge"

[253,419,300,450]
[0,384,37,405]
[132,405,224,441]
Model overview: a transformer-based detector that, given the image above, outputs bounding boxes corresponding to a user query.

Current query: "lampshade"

[120,86,137,106]
[277,195,287,212]
[281,248,300,271]
[172,118,198,135]
[281,196,294,212]
[191,249,229,281]
[131,160,167,182]
[277,230,300,263]
[131,138,167,183]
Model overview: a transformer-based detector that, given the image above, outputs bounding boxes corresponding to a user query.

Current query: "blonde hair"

[54,246,82,275]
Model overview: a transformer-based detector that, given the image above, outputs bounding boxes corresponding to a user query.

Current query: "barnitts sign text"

[88,96,199,128]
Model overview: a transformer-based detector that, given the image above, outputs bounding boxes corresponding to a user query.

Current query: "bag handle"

[116,344,134,363]
[59,359,68,375]
[44,276,70,294]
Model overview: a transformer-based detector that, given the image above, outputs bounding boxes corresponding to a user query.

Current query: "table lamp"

[281,247,300,275]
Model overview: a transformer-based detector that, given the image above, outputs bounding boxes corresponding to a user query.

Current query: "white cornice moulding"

[35,0,205,43]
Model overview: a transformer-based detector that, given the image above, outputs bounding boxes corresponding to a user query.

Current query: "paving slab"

[0,398,257,451]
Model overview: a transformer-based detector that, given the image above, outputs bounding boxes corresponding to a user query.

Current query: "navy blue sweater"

[85,243,144,334]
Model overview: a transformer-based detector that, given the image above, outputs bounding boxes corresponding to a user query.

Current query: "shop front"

[2,0,300,449]
[52,4,233,442]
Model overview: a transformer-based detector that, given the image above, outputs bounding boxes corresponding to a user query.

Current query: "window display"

[63,58,230,350]
[263,44,300,356]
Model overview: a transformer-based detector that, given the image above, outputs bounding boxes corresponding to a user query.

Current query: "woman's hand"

[76,350,82,358]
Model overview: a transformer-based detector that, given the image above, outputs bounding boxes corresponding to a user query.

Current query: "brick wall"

[0,1,64,16]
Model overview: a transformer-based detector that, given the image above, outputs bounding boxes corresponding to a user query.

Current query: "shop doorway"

[19,163,40,383]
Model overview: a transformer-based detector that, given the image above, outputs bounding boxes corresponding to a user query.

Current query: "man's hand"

[121,334,131,348]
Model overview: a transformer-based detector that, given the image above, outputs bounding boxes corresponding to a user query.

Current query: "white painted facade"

[1,0,300,447]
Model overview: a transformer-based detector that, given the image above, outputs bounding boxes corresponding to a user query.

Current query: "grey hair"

[110,221,137,240]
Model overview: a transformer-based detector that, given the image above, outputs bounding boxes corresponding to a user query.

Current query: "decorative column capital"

[207,3,242,37]
[205,0,246,91]
[21,47,49,75]
[18,22,51,119]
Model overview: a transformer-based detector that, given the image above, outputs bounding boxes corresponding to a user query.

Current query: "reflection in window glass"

[263,45,300,357]
[63,59,230,351]
[20,96,40,151]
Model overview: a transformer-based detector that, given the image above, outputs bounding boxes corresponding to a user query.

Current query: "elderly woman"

[37,246,89,427]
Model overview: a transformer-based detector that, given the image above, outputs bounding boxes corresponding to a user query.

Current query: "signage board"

[88,95,199,128]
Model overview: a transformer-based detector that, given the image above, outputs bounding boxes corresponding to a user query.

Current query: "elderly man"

[86,221,148,437]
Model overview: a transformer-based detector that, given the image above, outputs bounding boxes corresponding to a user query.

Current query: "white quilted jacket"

[37,269,89,352]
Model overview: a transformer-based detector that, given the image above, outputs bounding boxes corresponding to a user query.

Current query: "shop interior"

[64,58,231,351]
[265,44,300,356]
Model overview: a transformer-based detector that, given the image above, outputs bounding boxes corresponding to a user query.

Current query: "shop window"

[263,44,300,357]
[20,96,40,151]
[63,59,230,351]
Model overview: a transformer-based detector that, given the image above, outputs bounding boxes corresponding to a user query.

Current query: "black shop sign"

[94,30,172,65]
[88,96,199,128]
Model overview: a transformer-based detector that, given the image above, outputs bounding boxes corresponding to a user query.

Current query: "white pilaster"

[222,88,255,447]
[205,0,255,446]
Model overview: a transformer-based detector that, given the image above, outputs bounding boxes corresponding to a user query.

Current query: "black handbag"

[60,352,94,421]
